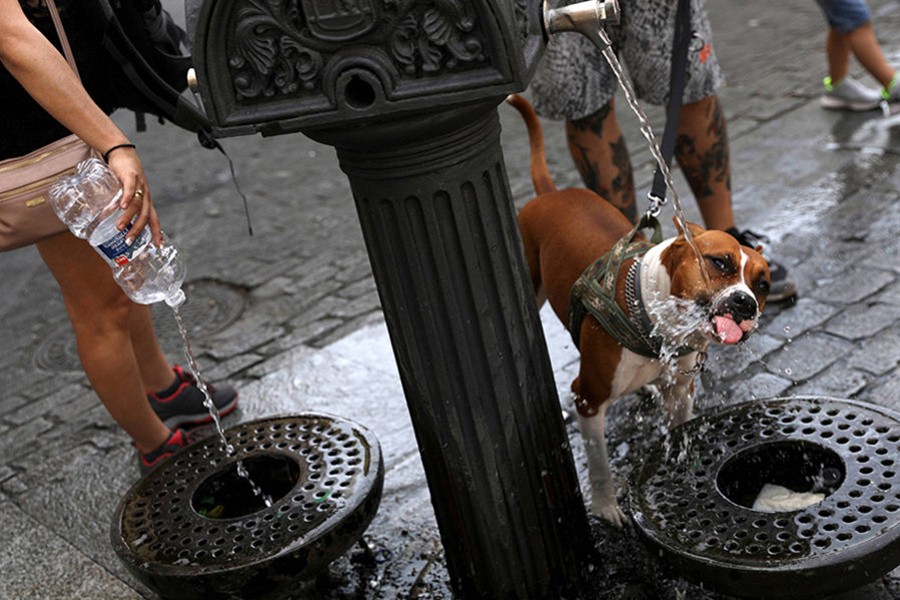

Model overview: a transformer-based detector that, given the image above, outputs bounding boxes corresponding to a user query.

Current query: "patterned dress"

[529,0,726,121]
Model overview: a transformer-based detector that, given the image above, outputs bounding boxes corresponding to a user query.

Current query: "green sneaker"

[880,76,900,115]
[820,76,881,111]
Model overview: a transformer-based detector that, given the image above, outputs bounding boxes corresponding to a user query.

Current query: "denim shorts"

[529,0,725,121]
[815,0,871,34]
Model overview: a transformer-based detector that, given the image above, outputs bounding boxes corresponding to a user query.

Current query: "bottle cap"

[165,288,186,308]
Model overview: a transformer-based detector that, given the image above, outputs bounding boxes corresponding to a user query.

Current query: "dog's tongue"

[714,315,743,344]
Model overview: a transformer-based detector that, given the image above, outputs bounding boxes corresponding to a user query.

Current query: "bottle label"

[96,222,151,266]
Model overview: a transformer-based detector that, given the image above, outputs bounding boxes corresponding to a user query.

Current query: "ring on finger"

[134,188,145,198]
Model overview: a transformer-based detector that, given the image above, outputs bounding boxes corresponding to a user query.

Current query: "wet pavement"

[1,0,900,598]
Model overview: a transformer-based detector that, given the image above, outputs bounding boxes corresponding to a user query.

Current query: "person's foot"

[727,228,798,304]
[820,75,882,112]
[147,365,239,429]
[761,260,797,303]
[881,76,900,115]
[137,429,191,474]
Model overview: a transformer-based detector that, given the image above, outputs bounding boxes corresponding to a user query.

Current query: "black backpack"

[89,0,210,134]
[87,0,253,233]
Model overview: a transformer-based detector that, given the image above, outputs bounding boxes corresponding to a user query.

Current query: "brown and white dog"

[507,94,771,525]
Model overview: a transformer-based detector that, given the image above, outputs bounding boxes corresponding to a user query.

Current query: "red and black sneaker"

[138,429,191,475]
[147,365,239,429]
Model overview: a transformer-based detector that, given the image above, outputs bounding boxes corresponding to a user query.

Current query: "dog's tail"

[505,94,557,195]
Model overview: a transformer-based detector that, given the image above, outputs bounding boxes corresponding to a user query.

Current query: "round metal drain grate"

[628,396,900,600]
[112,414,383,600]
[33,279,246,372]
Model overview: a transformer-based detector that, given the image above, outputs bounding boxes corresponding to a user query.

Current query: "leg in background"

[674,94,735,231]
[565,99,639,224]
[844,21,896,89]
[825,27,852,83]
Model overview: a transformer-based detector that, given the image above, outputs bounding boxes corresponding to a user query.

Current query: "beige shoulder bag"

[0,0,97,251]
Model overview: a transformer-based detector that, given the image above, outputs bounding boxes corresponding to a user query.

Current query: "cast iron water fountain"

[172,1,628,597]
[115,1,602,598]
[112,0,900,597]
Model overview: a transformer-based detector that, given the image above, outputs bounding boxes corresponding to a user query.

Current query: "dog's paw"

[592,497,628,527]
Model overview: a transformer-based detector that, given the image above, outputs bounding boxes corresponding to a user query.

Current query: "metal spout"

[542,0,620,46]
[186,67,200,94]
[186,67,208,116]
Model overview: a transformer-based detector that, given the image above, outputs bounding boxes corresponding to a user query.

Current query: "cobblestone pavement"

[1,0,899,598]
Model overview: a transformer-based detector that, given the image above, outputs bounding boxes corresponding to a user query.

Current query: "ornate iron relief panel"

[227,1,493,99]
[196,0,545,132]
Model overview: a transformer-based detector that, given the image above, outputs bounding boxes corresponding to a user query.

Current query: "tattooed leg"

[674,95,735,231]
[565,100,638,224]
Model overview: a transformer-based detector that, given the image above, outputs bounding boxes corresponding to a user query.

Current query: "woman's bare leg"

[129,304,176,393]
[36,232,170,452]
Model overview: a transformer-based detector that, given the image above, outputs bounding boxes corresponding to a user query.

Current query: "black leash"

[648,0,693,208]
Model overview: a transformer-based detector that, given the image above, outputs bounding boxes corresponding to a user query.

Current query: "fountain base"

[111,414,383,600]
[628,396,900,599]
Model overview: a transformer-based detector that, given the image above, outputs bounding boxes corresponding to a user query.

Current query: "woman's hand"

[107,147,163,247]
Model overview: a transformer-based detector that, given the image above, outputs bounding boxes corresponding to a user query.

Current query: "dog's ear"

[673,217,705,239]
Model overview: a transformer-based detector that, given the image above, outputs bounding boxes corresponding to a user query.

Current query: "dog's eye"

[707,255,735,274]
[756,278,770,295]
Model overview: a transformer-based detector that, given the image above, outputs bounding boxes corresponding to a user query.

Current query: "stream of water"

[171,304,273,508]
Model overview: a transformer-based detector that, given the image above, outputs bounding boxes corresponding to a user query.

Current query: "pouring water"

[170,302,273,508]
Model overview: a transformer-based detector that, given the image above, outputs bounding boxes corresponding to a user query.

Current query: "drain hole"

[717,441,845,510]
[192,455,300,519]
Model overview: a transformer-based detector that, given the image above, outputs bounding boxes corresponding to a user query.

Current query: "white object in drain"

[752,483,825,513]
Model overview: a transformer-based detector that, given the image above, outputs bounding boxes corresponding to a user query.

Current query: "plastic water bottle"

[48,158,186,307]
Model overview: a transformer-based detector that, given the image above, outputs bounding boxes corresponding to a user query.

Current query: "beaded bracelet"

[102,142,136,163]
